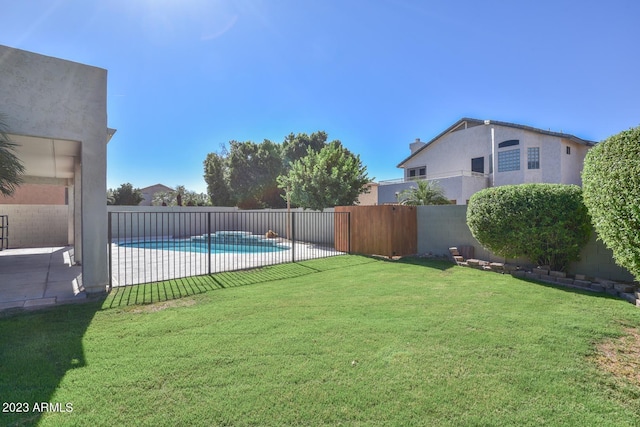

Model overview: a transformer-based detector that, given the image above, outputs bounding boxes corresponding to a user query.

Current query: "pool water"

[119,231,289,254]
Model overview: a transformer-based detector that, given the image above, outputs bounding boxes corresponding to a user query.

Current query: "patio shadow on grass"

[103,255,379,309]
[0,301,101,426]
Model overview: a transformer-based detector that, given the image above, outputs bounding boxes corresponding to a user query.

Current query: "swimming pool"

[119,231,289,254]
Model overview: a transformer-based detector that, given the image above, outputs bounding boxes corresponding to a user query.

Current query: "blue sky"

[3,0,639,193]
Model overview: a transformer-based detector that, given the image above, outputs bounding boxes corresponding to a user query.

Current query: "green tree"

[203,151,234,206]
[397,180,450,205]
[174,185,187,206]
[227,140,285,209]
[278,141,371,211]
[153,186,211,206]
[152,191,173,206]
[281,131,328,165]
[466,184,592,271]
[110,183,143,206]
[582,125,640,280]
[184,191,211,206]
[0,114,25,196]
[106,189,116,205]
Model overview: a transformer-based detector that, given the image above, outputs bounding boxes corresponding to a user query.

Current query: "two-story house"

[377,118,596,205]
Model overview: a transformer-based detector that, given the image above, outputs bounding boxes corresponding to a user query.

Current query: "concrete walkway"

[0,246,86,311]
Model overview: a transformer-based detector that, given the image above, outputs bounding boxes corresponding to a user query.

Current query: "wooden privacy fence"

[335,205,417,257]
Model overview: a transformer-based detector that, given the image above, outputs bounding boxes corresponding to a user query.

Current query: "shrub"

[582,126,640,280]
[466,184,592,271]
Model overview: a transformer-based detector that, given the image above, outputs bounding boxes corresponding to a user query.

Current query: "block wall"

[0,205,69,248]
[417,205,634,282]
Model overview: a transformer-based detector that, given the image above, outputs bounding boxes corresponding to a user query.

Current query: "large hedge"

[582,126,640,280]
[466,184,592,271]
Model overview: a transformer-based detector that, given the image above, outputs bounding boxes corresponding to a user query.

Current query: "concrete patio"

[0,246,87,311]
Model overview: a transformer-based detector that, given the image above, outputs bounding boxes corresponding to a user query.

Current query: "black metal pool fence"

[108,210,351,287]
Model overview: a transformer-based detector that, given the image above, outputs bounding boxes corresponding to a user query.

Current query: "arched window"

[498,139,519,148]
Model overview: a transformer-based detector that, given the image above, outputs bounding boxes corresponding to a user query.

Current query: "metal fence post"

[207,212,212,275]
[107,211,112,291]
[291,211,296,263]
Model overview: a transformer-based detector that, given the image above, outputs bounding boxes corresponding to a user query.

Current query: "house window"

[566,146,571,155]
[471,157,484,174]
[489,154,493,173]
[498,149,520,172]
[498,139,519,148]
[407,166,426,180]
[527,147,540,169]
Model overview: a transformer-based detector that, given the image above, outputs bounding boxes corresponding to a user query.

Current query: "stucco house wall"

[0,45,112,293]
[390,118,595,205]
[357,183,379,206]
[401,124,491,181]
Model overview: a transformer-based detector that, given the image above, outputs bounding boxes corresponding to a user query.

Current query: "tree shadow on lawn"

[0,300,101,426]
[370,254,457,272]
[103,255,380,309]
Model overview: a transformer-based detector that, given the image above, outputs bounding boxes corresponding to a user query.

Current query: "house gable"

[398,117,596,169]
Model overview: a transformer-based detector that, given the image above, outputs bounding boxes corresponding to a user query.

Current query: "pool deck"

[110,240,344,286]
[0,246,87,312]
[0,243,345,312]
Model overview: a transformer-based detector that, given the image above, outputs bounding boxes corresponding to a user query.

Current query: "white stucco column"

[80,116,109,293]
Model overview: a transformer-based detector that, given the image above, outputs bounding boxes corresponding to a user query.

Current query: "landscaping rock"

[458,245,475,260]
[538,277,557,285]
[614,283,635,294]
[606,288,619,296]
[533,267,550,276]
[556,277,575,286]
[489,262,504,271]
[590,279,615,289]
[620,293,637,304]
[574,279,592,288]
[451,254,637,306]
[525,272,541,281]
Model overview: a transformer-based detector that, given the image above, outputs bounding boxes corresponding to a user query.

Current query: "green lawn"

[2,255,640,426]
